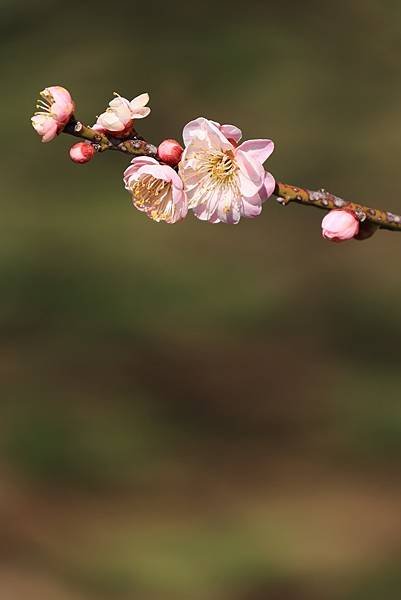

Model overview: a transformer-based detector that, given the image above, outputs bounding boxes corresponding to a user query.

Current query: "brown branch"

[61,119,401,233]
[63,118,158,158]
[274,182,401,232]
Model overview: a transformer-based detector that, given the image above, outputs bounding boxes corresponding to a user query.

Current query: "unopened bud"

[69,142,95,164]
[157,139,183,167]
[321,209,359,242]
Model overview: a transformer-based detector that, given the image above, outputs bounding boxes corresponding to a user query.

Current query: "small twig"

[63,118,158,157]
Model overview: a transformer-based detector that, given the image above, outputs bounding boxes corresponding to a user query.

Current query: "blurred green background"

[1,0,401,598]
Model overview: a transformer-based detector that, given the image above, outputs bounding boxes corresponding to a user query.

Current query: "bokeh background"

[1,1,401,598]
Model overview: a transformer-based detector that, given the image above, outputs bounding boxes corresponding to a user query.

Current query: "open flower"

[178,117,275,224]
[31,86,75,142]
[96,93,150,134]
[321,209,359,242]
[124,157,187,224]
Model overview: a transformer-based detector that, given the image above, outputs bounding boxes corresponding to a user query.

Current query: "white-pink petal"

[220,124,242,144]
[108,96,132,122]
[182,117,233,151]
[131,106,151,119]
[237,139,274,165]
[129,93,150,111]
[235,150,265,194]
[241,199,262,218]
[31,114,58,143]
[262,171,276,200]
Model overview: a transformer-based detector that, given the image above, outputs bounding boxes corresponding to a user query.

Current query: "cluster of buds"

[31,86,398,239]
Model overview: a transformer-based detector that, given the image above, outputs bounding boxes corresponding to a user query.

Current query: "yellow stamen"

[131,174,173,222]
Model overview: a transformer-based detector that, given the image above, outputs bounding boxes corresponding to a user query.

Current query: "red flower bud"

[69,142,95,164]
[157,139,183,167]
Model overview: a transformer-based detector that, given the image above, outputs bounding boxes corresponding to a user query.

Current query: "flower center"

[207,150,237,184]
[186,150,240,210]
[131,174,173,222]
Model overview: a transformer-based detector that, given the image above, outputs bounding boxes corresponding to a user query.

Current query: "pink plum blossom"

[123,157,187,224]
[96,93,150,134]
[69,142,95,164]
[178,117,275,224]
[321,210,359,242]
[31,86,75,143]
[157,139,184,166]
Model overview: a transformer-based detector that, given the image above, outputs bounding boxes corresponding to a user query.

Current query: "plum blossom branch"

[62,118,401,234]
[31,85,401,237]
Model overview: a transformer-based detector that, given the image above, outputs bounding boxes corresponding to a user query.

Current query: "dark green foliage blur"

[1,1,401,598]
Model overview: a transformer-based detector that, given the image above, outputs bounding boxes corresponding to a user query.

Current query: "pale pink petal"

[31,114,58,142]
[261,171,276,201]
[220,124,242,144]
[123,157,159,188]
[193,202,221,223]
[42,121,59,142]
[217,198,242,224]
[240,172,275,210]
[129,93,150,111]
[47,86,73,107]
[215,189,241,224]
[109,96,130,109]
[193,186,224,220]
[109,96,132,123]
[241,199,262,218]
[131,106,151,119]
[97,111,125,132]
[236,151,264,197]
[45,86,75,124]
[182,117,209,146]
[129,156,159,168]
[236,139,274,165]
[137,163,174,181]
[202,118,233,151]
[51,102,73,124]
[236,149,265,185]
[182,117,232,151]
[171,186,188,221]
[169,168,184,190]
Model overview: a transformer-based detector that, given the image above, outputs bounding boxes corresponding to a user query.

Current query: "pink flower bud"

[69,142,95,164]
[321,209,359,242]
[157,139,184,167]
